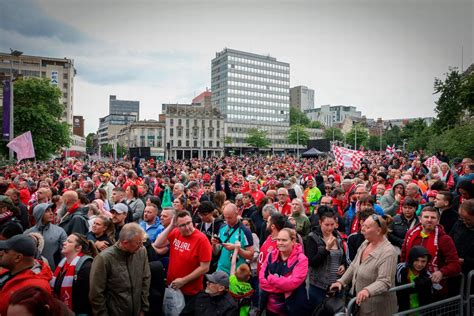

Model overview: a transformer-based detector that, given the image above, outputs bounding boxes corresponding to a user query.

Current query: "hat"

[0,196,15,209]
[0,234,36,257]
[110,203,128,214]
[206,271,229,288]
[102,172,111,178]
[426,190,438,198]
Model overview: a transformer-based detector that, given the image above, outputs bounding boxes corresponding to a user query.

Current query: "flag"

[7,131,35,162]
[424,155,442,169]
[386,144,395,155]
[332,145,364,169]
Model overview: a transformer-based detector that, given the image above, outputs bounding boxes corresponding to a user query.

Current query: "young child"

[229,241,254,316]
[395,246,434,312]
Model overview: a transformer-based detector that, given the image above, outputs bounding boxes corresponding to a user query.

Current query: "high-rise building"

[0,52,76,125]
[211,48,294,152]
[290,85,315,112]
[109,95,139,119]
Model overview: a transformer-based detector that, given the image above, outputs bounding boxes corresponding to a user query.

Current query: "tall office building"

[0,52,76,125]
[211,48,292,151]
[109,95,140,119]
[290,85,315,112]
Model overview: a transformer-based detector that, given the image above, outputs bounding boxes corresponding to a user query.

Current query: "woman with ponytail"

[51,233,98,316]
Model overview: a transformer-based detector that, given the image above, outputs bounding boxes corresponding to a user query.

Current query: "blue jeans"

[308,284,327,311]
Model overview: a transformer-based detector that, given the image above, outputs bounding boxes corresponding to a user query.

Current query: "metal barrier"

[345,274,466,316]
[466,270,474,316]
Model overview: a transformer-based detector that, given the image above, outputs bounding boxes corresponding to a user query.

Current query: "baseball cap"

[102,172,111,177]
[110,203,128,214]
[206,271,229,288]
[0,234,36,257]
[197,201,215,214]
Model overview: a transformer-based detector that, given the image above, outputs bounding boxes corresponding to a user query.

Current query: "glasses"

[372,215,382,227]
[178,221,193,229]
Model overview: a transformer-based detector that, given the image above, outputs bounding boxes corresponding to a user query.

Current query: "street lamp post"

[8,49,23,161]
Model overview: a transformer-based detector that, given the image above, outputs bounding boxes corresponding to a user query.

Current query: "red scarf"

[0,211,13,224]
[404,225,439,272]
[51,253,84,309]
[67,202,81,214]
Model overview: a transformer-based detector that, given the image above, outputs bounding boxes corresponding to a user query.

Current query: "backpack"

[74,255,93,283]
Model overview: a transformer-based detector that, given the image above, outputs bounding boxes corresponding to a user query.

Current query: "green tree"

[246,128,270,148]
[428,122,474,157]
[224,136,233,145]
[384,125,402,147]
[323,127,344,141]
[86,133,95,153]
[12,78,71,160]
[287,124,309,146]
[433,68,463,132]
[345,124,369,150]
[366,134,384,151]
[289,106,311,126]
[308,120,324,129]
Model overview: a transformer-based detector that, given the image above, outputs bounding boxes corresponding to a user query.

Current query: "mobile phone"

[212,235,223,243]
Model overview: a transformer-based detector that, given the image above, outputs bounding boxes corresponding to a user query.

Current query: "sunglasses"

[372,215,382,227]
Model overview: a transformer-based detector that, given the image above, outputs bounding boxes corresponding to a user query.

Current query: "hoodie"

[380,179,407,216]
[0,260,53,316]
[24,203,67,271]
[396,246,433,311]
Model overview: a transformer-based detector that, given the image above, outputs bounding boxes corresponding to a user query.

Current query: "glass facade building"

[211,49,290,127]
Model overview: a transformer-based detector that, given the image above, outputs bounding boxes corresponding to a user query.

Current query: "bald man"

[58,191,89,235]
[212,203,254,275]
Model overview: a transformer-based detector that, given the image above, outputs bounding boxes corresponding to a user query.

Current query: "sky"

[0,0,473,134]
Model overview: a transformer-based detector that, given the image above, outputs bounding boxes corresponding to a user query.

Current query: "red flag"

[424,155,442,169]
[7,131,35,162]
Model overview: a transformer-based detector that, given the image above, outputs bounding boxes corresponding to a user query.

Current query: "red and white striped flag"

[386,144,395,154]
[332,145,364,170]
[424,155,442,169]
[7,131,35,162]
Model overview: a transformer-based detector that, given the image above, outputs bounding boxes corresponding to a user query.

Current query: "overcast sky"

[1,0,472,134]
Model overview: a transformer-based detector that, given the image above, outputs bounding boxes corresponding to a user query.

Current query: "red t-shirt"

[166,228,212,295]
[250,190,265,206]
[273,201,292,216]
[257,235,278,274]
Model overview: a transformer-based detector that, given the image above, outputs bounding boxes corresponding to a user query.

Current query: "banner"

[7,131,36,162]
[332,145,364,170]
[2,80,11,141]
[424,155,442,169]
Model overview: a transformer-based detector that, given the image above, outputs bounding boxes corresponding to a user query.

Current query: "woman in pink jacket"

[259,228,310,315]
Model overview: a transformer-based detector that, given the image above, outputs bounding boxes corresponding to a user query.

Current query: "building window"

[194,140,198,147]
[209,141,213,147]
[171,140,174,146]
[208,128,213,138]
[194,119,197,126]
[170,128,174,137]
[186,119,189,126]
[186,140,189,147]
[217,141,220,147]
[216,129,220,138]
[170,119,174,126]
[178,140,182,147]
[63,73,68,79]
[186,129,190,138]
[178,119,182,126]
[217,121,220,128]
[177,129,182,137]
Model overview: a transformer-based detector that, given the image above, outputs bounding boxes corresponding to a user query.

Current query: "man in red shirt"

[248,178,265,207]
[153,210,212,313]
[274,188,292,216]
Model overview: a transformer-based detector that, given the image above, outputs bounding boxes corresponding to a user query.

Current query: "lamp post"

[8,49,23,161]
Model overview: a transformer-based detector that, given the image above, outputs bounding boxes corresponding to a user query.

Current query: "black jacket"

[346,232,365,264]
[450,220,474,275]
[389,214,419,248]
[242,205,256,219]
[193,291,239,316]
[58,206,89,235]
[439,207,459,235]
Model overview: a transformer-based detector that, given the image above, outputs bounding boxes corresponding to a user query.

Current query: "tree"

[287,124,309,146]
[308,120,324,129]
[433,68,463,132]
[289,106,311,126]
[323,127,344,141]
[12,78,71,160]
[246,128,270,148]
[86,133,95,153]
[345,124,369,150]
[224,136,233,145]
[428,122,474,158]
[384,125,402,147]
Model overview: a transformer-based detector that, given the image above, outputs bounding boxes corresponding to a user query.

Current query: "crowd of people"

[0,152,473,316]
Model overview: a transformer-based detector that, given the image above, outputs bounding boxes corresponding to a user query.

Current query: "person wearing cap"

[0,196,24,239]
[196,201,223,272]
[110,203,129,241]
[191,271,239,316]
[90,223,150,316]
[303,177,322,215]
[24,203,67,271]
[0,234,53,316]
[99,172,115,206]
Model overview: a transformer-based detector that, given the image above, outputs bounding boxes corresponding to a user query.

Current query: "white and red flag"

[332,145,364,169]
[386,144,395,155]
[7,131,35,162]
[424,155,442,169]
